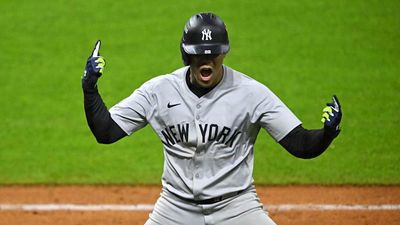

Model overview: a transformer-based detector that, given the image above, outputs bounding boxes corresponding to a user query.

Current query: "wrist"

[323,125,340,139]
[82,75,99,93]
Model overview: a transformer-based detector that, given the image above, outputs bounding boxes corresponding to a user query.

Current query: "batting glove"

[82,40,106,90]
[321,95,342,135]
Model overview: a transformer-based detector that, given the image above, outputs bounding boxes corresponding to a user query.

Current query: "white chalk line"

[266,204,400,211]
[0,204,154,211]
[1,204,400,212]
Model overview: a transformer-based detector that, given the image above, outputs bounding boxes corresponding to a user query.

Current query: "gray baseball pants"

[144,187,277,225]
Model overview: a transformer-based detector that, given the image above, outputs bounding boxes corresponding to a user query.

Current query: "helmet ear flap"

[180,40,190,66]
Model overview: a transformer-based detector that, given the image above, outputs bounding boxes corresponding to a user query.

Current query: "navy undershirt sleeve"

[83,85,127,144]
[278,125,339,159]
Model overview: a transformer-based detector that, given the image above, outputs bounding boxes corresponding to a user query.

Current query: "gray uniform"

[109,65,301,225]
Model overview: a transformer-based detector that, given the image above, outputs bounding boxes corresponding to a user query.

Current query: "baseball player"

[82,13,342,225]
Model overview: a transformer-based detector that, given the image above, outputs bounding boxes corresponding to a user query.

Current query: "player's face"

[189,54,225,88]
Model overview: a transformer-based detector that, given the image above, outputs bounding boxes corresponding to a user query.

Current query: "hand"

[82,40,106,89]
[321,95,342,132]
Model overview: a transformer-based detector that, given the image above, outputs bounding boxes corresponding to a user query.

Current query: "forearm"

[83,86,127,144]
[279,125,339,159]
[81,40,127,144]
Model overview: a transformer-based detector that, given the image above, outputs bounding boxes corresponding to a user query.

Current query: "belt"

[171,190,244,205]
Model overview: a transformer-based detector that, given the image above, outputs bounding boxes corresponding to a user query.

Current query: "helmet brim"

[182,43,230,55]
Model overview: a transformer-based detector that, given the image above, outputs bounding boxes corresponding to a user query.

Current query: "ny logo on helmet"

[201,29,212,41]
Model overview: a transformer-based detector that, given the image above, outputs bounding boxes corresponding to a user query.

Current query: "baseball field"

[0,0,399,224]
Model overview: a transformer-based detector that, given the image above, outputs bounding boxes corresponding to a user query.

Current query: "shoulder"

[223,66,286,110]
[138,66,188,91]
[225,66,272,95]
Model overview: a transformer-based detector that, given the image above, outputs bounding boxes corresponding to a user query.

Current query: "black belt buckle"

[195,190,242,205]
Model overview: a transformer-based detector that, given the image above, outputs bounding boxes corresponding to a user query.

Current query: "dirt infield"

[0,185,399,225]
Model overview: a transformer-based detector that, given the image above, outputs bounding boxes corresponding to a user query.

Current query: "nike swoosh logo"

[167,102,181,108]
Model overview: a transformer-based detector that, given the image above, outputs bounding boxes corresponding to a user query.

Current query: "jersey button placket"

[193,100,204,198]
[192,157,202,198]
[195,102,202,121]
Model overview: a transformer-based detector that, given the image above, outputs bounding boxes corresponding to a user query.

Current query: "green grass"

[0,0,399,185]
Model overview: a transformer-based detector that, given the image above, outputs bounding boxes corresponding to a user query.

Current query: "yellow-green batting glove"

[82,40,106,90]
[321,95,342,133]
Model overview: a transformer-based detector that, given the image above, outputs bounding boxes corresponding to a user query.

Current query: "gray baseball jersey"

[110,65,301,200]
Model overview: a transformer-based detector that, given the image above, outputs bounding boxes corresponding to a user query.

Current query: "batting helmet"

[180,13,230,65]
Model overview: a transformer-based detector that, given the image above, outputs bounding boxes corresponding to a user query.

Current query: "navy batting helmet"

[180,13,230,65]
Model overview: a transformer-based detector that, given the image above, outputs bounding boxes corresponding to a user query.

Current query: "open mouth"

[199,67,213,81]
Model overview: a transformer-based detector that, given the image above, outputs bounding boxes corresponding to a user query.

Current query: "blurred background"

[0,0,399,185]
